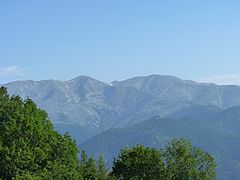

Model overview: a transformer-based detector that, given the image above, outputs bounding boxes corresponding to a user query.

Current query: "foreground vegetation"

[0,87,216,179]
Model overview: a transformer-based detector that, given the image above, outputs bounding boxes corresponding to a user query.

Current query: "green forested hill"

[80,115,240,180]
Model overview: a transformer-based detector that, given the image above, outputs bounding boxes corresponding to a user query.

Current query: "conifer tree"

[97,155,109,180]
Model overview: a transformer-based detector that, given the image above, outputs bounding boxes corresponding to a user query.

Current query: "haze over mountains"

[3,74,240,179]
[4,75,240,136]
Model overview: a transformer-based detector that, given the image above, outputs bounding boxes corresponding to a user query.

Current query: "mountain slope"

[80,115,240,180]
[3,76,157,141]
[113,74,240,108]
[3,74,240,143]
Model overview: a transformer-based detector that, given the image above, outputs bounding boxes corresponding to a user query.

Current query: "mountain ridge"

[3,74,240,142]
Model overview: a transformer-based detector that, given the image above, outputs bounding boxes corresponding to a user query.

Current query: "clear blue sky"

[1,0,240,84]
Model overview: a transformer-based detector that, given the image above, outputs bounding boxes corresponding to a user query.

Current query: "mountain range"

[3,74,240,179]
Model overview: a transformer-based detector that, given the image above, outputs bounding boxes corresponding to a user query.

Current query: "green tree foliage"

[111,145,165,180]
[0,87,81,179]
[97,155,109,180]
[79,150,100,180]
[111,139,216,180]
[162,138,216,180]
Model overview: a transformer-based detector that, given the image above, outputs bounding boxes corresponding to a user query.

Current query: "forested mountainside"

[80,112,240,180]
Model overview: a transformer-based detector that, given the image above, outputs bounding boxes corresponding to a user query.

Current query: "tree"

[111,139,216,180]
[79,150,98,180]
[162,138,216,180]
[0,87,82,179]
[111,145,165,180]
[97,155,109,180]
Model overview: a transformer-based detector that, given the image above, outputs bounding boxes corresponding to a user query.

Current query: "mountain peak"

[68,75,97,82]
[111,74,199,91]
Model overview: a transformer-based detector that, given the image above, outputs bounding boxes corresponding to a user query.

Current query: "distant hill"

[80,111,240,180]
[4,74,240,143]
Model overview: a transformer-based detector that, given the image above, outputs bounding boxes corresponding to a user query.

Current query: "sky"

[1,0,240,84]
